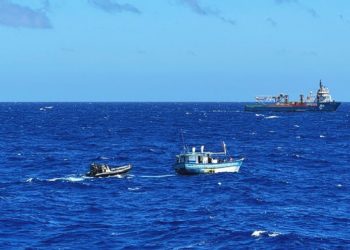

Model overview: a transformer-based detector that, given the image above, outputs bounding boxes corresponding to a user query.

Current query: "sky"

[0,0,349,101]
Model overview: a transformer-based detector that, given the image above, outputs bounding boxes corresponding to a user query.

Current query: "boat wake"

[46,176,87,182]
[139,174,176,178]
[24,176,88,183]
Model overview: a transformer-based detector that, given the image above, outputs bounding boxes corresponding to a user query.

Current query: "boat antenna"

[180,129,188,152]
[222,141,227,156]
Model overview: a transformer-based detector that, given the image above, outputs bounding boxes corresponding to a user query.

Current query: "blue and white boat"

[174,143,244,175]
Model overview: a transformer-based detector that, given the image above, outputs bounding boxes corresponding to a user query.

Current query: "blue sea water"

[0,103,349,249]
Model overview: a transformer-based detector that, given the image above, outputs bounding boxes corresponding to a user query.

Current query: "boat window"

[179,156,185,163]
[203,156,208,164]
[188,155,196,163]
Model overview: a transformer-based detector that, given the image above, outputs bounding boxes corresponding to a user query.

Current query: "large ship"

[245,81,341,112]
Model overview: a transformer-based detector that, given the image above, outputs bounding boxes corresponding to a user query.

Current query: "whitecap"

[265,116,279,119]
[252,230,280,238]
[320,135,326,138]
[294,125,300,128]
[255,114,264,117]
[268,232,281,237]
[337,184,343,188]
[251,230,267,237]
[25,178,33,183]
[128,187,140,191]
[218,182,222,186]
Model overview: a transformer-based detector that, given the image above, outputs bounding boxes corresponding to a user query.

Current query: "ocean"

[1,103,349,249]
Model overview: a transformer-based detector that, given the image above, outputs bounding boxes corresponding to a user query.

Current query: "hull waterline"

[245,102,341,112]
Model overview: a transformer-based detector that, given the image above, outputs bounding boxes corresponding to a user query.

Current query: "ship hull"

[174,159,244,175]
[245,102,341,112]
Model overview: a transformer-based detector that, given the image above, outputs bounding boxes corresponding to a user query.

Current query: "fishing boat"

[245,80,341,112]
[86,163,132,177]
[174,142,244,175]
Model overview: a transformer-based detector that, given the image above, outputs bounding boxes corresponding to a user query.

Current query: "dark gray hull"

[86,165,132,177]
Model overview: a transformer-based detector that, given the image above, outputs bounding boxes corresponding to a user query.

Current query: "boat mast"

[180,129,188,152]
[210,141,227,155]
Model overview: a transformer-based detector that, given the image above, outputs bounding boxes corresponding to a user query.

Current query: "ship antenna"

[180,129,187,152]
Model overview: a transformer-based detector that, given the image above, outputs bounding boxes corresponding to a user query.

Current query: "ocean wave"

[251,230,281,238]
[25,178,34,183]
[251,230,267,237]
[265,116,280,119]
[99,156,110,160]
[39,106,54,111]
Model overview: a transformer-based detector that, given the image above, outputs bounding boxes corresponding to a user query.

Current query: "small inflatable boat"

[86,163,132,177]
